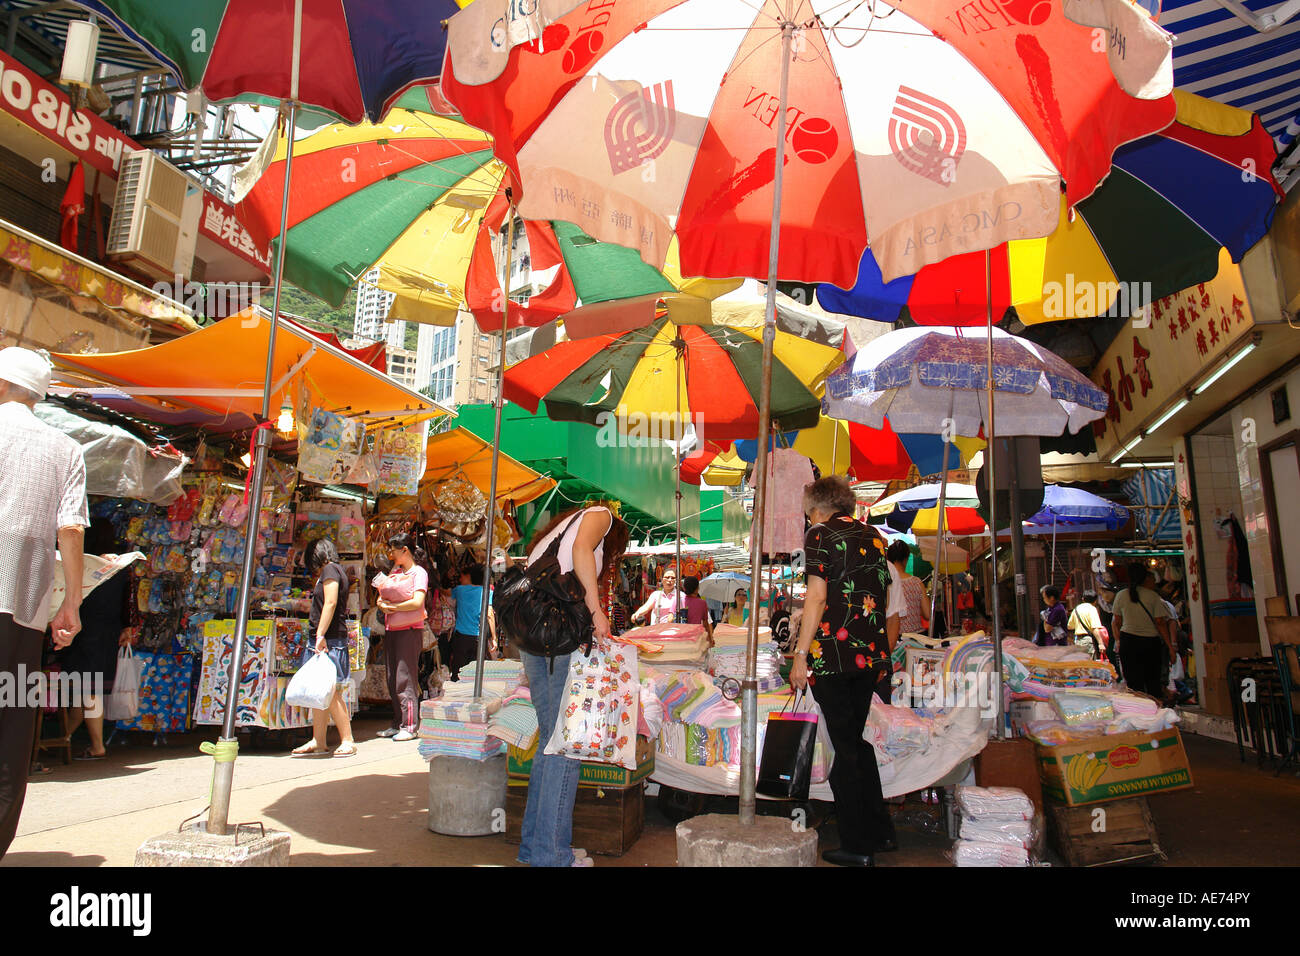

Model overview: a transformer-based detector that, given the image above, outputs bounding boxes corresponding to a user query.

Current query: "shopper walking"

[1110,562,1175,699]
[375,532,428,738]
[292,538,357,757]
[517,504,628,867]
[791,475,901,868]
[631,567,682,625]
[1035,586,1070,647]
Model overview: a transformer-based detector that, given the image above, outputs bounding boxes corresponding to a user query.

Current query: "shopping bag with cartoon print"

[544,644,639,770]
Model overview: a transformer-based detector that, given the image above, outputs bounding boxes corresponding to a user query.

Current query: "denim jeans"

[517,649,580,866]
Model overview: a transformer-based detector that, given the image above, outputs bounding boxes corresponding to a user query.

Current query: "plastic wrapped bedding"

[955,785,1035,821]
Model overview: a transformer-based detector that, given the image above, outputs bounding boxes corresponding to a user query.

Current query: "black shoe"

[822,848,875,867]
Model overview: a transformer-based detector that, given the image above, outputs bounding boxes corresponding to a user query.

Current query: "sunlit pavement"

[4,717,1296,867]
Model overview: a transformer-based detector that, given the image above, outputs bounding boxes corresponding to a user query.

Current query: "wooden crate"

[504,781,645,857]
[975,736,1045,815]
[1046,796,1166,867]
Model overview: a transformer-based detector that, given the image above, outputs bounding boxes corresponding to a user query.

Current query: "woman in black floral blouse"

[791,475,902,867]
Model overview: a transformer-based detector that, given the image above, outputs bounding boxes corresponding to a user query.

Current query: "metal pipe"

[674,334,683,616]
[207,98,298,836]
[928,391,955,639]
[985,249,1005,739]
[1008,446,1031,643]
[474,208,516,700]
[740,20,794,827]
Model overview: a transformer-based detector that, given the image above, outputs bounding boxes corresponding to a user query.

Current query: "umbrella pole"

[740,20,794,827]
[207,99,298,837]
[984,248,1006,739]
[474,207,518,701]
[929,392,955,640]
[675,339,683,614]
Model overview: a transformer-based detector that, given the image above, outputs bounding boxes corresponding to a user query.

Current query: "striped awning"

[1161,0,1300,180]
[0,1,167,72]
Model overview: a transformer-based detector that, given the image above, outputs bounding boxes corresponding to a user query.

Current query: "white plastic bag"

[104,646,142,720]
[544,645,640,769]
[285,651,338,710]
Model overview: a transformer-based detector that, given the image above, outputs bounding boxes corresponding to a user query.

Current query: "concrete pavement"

[3,716,1296,866]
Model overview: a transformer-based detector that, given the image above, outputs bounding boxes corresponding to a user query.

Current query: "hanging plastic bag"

[104,646,142,720]
[544,645,640,769]
[285,651,338,710]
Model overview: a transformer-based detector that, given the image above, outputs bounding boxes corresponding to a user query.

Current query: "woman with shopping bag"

[506,504,628,868]
[790,476,903,868]
[291,538,356,757]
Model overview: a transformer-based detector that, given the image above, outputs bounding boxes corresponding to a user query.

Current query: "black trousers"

[1119,632,1166,700]
[810,669,893,855]
[448,631,481,681]
[383,627,422,731]
[1,614,43,858]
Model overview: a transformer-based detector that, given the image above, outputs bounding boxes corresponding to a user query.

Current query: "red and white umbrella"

[443,0,1176,286]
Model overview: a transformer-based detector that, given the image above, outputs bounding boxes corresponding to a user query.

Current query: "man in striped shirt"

[0,347,88,858]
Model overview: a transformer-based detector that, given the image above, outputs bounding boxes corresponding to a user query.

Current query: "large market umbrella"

[825,326,1109,438]
[442,0,1176,822]
[235,110,741,328]
[816,91,1284,326]
[504,315,845,438]
[68,0,461,124]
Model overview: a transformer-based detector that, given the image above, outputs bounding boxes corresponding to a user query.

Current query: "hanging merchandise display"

[375,422,428,496]
[298,404,367,485]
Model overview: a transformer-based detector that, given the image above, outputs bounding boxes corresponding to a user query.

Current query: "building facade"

[352,267,403,349]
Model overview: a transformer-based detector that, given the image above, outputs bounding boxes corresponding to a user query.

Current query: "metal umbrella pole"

[740,19,794,827]
[674,335,684,617]
[984,249,1005,739]
[928,391,956,640]
[207,99,299,837]
[474,206,518,700]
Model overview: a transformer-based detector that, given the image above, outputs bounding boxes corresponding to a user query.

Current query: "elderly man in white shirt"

[0,347,88,858]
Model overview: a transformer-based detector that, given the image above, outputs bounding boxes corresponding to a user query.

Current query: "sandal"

[332,744,358,758]
[75,749,107,760]
[291,741,330,757]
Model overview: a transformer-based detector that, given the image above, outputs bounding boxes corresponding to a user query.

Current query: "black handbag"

[756,689,819,801]
[493,513,593,670]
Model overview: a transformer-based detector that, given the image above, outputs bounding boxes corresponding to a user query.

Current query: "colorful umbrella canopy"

[823,326,1109,438]
[816,91,1284,325]
[680,442,748,487]
[504,314,845,440]
[69,0,463,123]
[909,505,987,537]
[868,482,981,517]
[732,416,911,482]
[235,110,745,328]
[441,0,1176,287]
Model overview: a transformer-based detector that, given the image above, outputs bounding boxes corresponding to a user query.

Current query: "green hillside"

[275,284,417,351]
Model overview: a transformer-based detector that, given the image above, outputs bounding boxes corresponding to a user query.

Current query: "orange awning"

[424,427,555,506]
[51,310,449,428]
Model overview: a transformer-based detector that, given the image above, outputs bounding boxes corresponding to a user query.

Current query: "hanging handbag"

[494,512,594,670]
[756,689,819,801]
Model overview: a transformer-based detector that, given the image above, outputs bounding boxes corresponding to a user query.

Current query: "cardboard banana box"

[1036,727,1193,807]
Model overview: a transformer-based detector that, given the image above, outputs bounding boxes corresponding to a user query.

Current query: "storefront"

[1089,220,1300,712]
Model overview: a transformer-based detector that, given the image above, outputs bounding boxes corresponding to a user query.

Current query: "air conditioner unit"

[106,149,197,281]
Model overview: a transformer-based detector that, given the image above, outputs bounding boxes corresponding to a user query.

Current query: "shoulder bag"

[493,512,594,670]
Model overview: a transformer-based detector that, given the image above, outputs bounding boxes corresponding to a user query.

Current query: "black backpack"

[494,513,593,670]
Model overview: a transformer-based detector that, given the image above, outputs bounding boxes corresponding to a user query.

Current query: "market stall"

[51,310,450,737]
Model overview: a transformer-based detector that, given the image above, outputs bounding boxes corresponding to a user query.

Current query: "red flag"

[59,162,85,252]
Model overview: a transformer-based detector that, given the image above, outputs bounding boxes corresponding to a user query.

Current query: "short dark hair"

[682,575,699,595]
[305,537,340,573]
[1082,590,1098,603]
[803,475,856,516]
[885,540,911,566]
[1042,585,1061,600]
[464,565,484,586]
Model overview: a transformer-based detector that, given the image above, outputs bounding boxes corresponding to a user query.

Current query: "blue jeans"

[517,649,580,867]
